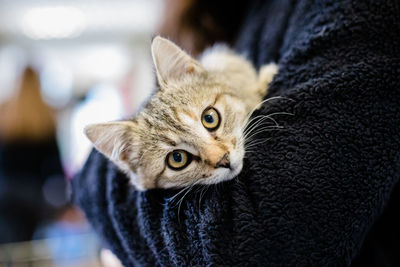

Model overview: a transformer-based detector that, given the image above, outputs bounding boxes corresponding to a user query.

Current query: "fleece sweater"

[72,0,400,266]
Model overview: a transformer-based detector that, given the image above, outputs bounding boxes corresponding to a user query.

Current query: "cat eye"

[167,150,192,170]
[201,107,220,131]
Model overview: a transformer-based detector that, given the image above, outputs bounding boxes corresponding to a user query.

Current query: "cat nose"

[215,153,230,169]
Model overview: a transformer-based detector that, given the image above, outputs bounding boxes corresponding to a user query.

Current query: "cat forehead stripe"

[214,92,241,105]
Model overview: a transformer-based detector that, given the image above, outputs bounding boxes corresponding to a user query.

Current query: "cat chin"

[197,149,244,186]
[202,161,243,185]
[156,162,243,189]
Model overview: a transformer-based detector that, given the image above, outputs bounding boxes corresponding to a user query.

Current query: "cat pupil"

[173,152,182,162]
[205,115,214,123]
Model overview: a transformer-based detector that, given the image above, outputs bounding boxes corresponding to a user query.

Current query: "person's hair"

[157,0,250,56]
[0,67,56,142]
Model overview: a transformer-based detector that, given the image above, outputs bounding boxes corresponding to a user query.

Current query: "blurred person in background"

[157,0,250,56]
[0,66,67,244]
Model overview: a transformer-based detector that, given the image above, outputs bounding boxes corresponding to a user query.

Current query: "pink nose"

[215,153,230,169]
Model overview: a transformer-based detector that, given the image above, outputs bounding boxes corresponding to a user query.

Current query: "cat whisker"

[241,123,271,144]
[177,181,201,218]
[244,127,281,142]
[245,138,272,150]
[245,130,276,144]
[243,121,286,156]
[245,141,271,151]
[167,185,192,205]
[242,124,288,151]
[241,127,279,147]
[242,113,277,131]
[243,124,282,141]
[244,141,277,157]
[167,175,214,213]
[165,178,202,204]
[194,185,204,194]
[244,96,285,124]
[243,114,270,130]
[240,111,293,147]
[243,111,293,135]
[260,111,294,127]
[241,97,293,133]
[198,184,210,210]
[266,111,294,116]
[242,118,272,138]
[242,113,286,137]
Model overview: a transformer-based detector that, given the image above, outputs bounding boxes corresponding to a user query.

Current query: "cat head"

[85,37,249,190]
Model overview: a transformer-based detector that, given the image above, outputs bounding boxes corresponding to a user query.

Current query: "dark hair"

[158,0,250,55]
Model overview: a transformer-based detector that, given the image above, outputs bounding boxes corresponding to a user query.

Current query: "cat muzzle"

[215,153,230,169]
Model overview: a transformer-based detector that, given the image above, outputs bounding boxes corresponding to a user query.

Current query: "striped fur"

[85,37,277,190]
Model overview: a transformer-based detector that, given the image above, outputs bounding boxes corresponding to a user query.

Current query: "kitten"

[85,36,277,190]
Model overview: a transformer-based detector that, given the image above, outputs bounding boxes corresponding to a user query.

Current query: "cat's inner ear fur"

[84,121,137,172]
[151,36,204,85]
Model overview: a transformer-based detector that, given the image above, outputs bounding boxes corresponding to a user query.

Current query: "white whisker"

[198,184,210,209]
[244,127,281,142]
[245,138,271,149]
[244,96,285,122]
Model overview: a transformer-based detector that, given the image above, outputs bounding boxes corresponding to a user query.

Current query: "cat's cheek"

[229,149,244,175]
[128,172,147,191]
[156,178,191,189]
[231,161,243,178]
[202,167,239,185]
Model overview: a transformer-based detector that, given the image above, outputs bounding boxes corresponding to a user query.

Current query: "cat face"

[134,76,248,189]
[85,37,249,190]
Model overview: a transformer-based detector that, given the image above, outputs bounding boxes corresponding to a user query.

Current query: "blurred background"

[0,0,244,265]
[0,0,162,265]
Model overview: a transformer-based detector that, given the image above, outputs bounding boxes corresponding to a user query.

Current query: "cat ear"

[84,121,137,172]
[151,36,204,85]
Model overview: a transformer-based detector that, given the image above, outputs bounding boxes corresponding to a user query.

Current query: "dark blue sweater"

[73,0,400,265]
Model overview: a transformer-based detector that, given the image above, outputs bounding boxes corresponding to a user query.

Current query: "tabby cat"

[85,36,277,190]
